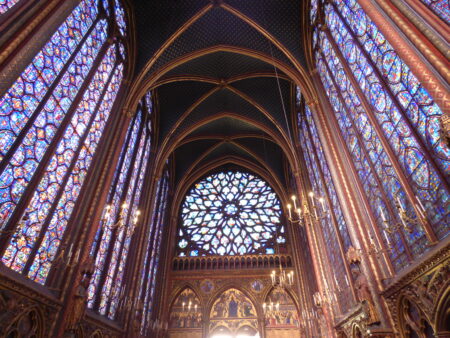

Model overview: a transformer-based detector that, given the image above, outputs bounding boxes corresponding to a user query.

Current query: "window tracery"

[139,169,170,334]
[177,171,285,257]
[313,0,449,271]
[0,0,21,14]
[0,0,127,284]
[87,97,152,319]
[297,88,354,312]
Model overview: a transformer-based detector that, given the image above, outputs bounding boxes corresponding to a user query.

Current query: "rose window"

[177,171,285,256]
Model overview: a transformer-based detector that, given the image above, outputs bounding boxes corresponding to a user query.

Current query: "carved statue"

[352,268,380,325]
[66,257,95,332]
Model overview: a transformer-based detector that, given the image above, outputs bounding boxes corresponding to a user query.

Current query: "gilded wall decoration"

[264,288,300,329]
[209,288,259,335]
[169,288,202,329]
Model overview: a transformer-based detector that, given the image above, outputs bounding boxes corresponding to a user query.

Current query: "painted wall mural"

[209,288,259,335]
[169,288,202,329]
[264,288,300,329]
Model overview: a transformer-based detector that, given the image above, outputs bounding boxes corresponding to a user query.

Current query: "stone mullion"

[354,0,450,115]
[374,0,450,82]
[320,46,414,264]
[293,168,336,336]
[0,15,101,174]
[53,85,133,337]
[0,0,80,93]
[285,180,317,337]
[330,2,449,195]
[0,40,110,261]
[88,110,137,309]
[21,41,112,276]
[323,26,438,245]
[386,0,449,79]
[139,175,164,335]
[297,109,344,318]
[104,125,148,316]
[93,116,145,313]
[302,106,358,305]
[309,76,394,327]
[44,61,119,287]
[121,157,158,334]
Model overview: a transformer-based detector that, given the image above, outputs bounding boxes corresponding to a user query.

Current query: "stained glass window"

[312,0,449,271]
[177,171,285,257]
[297,88,354,313]
[139,169,170,335]
[0,0,127,284]
[0,0,21,15]
[419,0,449,24]
[87,99,152,319]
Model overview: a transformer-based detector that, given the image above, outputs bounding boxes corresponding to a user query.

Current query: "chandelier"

[286,192,327,226]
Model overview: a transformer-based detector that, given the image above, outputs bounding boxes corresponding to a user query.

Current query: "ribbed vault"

[125,0,315,196]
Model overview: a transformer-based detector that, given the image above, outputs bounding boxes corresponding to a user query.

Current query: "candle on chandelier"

[309,191,315,207]
[194,304,198,312]
[291,195,297,209]
[319,197,325,212]
[378,206,387,223]
[396,196,405,212]
[182,302,185,311]
[287,204,292,219]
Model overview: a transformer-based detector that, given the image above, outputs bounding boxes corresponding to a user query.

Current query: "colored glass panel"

[114,0,127,36]
[141,173,169,334]
[297,98,353,312]
[316,47,410,270]
[0,20,108,228]
[420,0,449,24]
[326,2,449,239]
[0,0,21,14]
[87,111,142,307]
[102,127,151,318]
[2,46,118,280]
[30,64,123,284]
[178,171,284,256]
[0,0,98,161]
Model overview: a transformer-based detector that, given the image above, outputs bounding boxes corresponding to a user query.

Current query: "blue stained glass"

[140,171,169,334]
[0,20,108,229]
[2,46,119,280]
[88,111,142,308]
[178,171,284,256]
[316,48,411,270]
[0,0,98,161]
[114,0,127,36]
[420,0,449,24]
[0,0,21,14]
[326,1,449,239]
[297,92,353,312]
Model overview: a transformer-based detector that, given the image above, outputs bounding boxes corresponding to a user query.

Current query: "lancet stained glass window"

[178,171,285,257]
[0,0,127,284]
[297,89,354,312]
[0,0,21,14]
[87,98,152,319]
[419,0,449,24]
[312,0,449,270]
[140,169,169,335]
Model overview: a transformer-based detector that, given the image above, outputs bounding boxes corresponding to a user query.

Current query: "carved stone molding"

[381,243,450,335]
